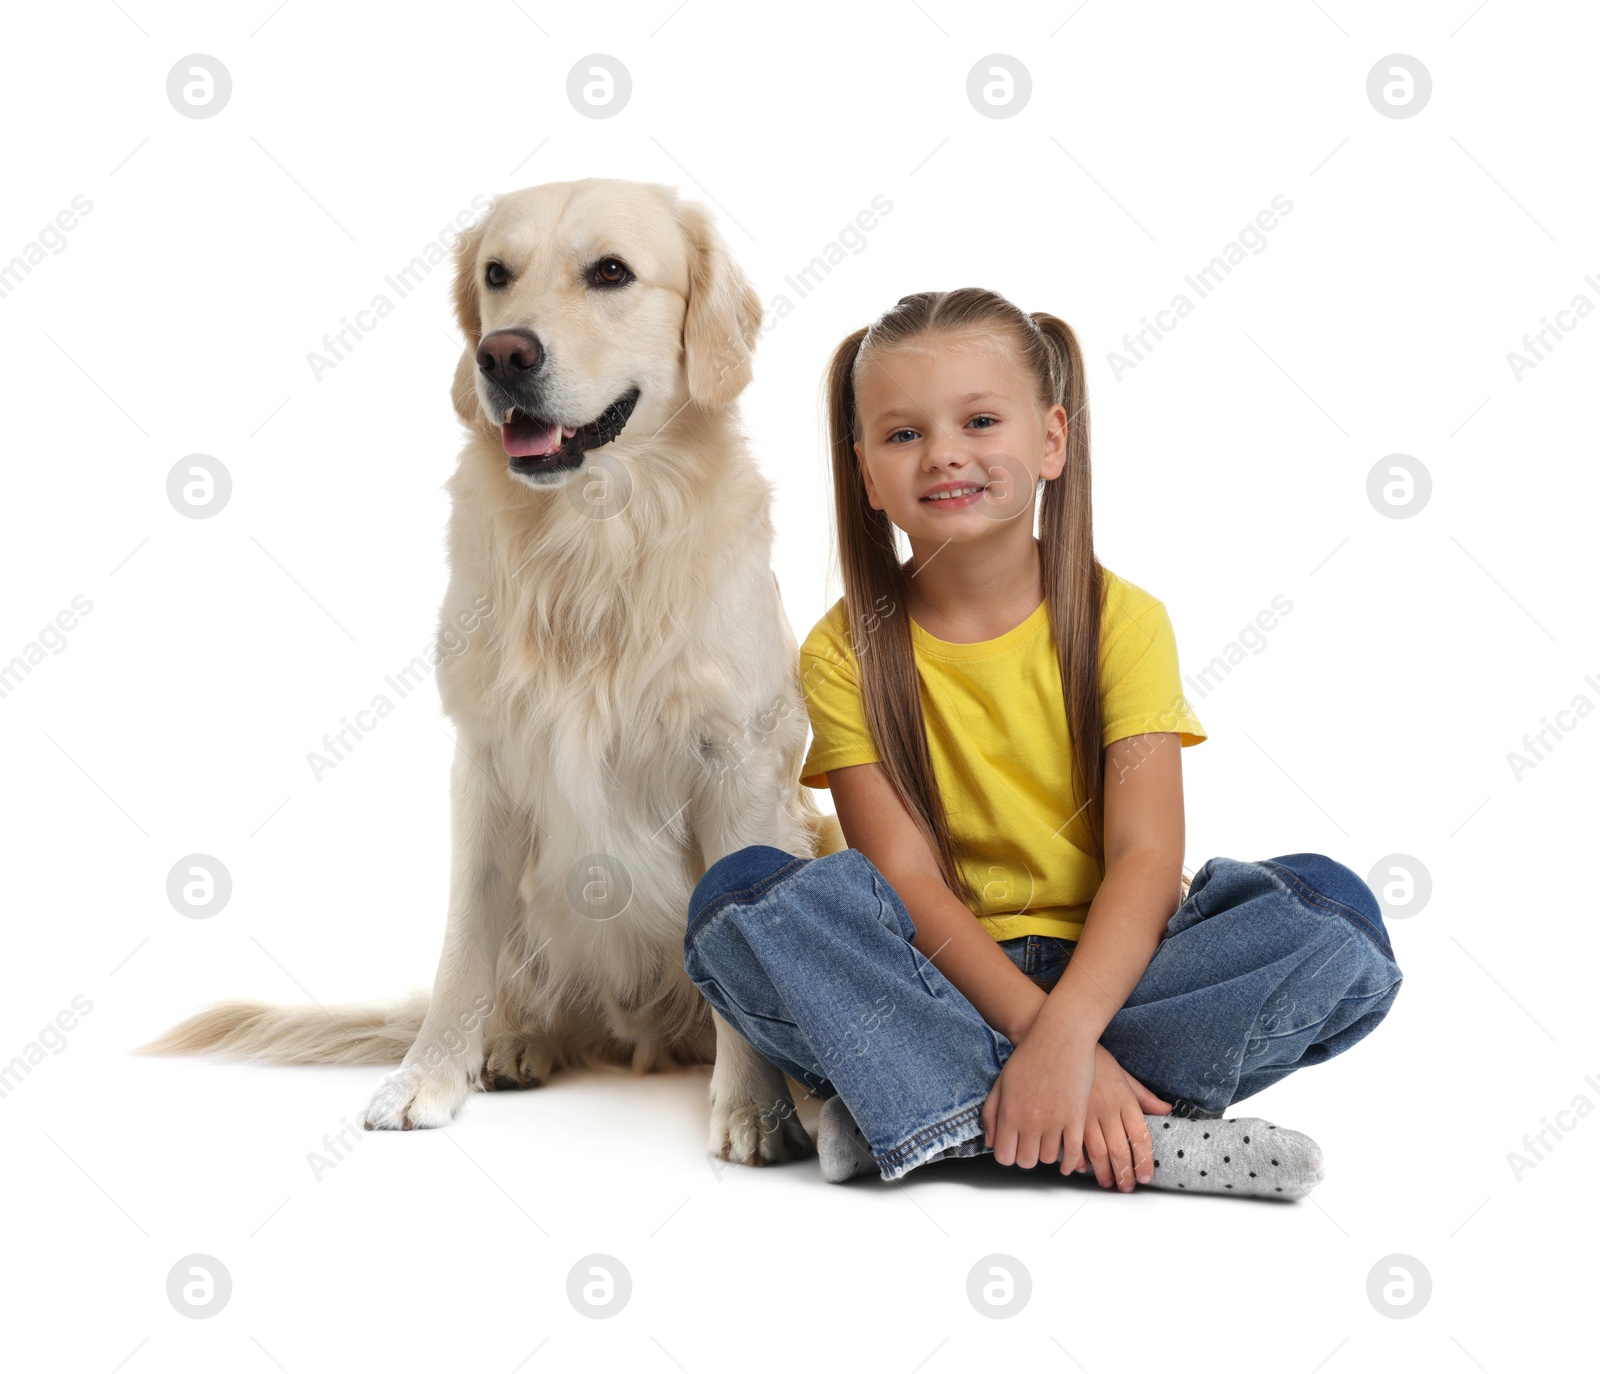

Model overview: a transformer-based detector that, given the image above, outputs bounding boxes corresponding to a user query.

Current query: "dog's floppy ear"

[451,349,481,428]
[450,200,495,426]
[678,198,762,411]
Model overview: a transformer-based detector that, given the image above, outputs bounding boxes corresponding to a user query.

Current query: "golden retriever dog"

[137,178,843,1166]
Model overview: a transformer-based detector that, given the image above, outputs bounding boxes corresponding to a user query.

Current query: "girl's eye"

[887,417,996,443]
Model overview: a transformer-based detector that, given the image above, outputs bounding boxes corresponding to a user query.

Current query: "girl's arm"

[1021,732,1189,1049]
[827,761,1046,1042]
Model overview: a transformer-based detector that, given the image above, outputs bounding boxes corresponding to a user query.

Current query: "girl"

[683,289,1403,1197]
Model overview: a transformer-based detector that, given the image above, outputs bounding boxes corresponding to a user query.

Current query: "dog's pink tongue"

[502,417,563,459]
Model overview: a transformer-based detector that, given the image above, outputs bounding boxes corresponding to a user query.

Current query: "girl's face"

[852,330,1067,545]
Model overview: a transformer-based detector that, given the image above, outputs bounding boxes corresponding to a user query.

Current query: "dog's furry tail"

[131,990,430,1066]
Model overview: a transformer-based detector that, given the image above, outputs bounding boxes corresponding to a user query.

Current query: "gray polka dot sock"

[1142,1115,1325,1199]
[817,1093,881,1182]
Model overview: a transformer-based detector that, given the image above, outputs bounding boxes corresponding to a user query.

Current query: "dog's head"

[449,179,761,488]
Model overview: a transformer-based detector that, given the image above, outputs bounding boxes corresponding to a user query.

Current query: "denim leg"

[684,844,1013,1181]
[684,846,822,1090]
[1097,853,1404,1117]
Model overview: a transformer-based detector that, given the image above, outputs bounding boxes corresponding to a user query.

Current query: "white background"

[1,0,1594,1368]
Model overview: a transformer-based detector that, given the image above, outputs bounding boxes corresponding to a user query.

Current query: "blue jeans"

[683,846,1402,1182]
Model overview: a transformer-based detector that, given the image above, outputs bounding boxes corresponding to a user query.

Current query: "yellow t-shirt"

[798,569,1207,943]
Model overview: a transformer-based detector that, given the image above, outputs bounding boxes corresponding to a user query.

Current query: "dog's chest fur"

[436,455,788,938]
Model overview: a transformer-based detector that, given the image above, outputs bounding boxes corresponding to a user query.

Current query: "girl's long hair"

[821,289,1109,912]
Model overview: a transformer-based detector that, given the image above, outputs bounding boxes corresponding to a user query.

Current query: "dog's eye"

[485,261,509,289]
[589,257,633,289]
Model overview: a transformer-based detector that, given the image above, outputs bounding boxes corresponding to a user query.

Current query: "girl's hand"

[1064,1043,1172,1191]
[981,1034,1173,1189]
[980,1031,1096,1172]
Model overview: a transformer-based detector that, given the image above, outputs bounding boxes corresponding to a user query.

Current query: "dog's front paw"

[710,1092,816,1166]
[363,1062,473,1131]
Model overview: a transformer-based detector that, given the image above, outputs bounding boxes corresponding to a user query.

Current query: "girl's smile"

[920,480,991,508]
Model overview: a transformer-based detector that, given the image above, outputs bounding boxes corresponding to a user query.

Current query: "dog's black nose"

[477,329,544,380]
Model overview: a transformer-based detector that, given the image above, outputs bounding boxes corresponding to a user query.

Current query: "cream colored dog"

[138,178,842,1166]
